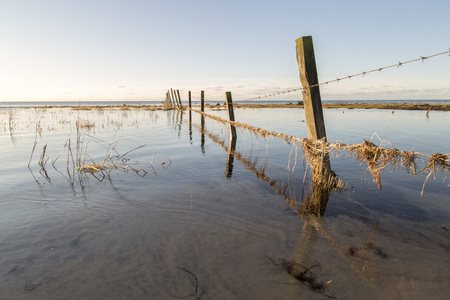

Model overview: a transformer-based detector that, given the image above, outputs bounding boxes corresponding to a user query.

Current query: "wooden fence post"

[295,36,327,140]
[296,36,333,180]
[225,92,237,138]
[170,88,177,108]
[188,91,192,109]
[164,91,169,106]
[173,89,178,108]
[176,89,182,108]
[201,90,205,112]
[188,90,192,139]
[167,90,171,105]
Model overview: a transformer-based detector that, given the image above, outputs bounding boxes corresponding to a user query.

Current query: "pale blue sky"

[0,0,449,102]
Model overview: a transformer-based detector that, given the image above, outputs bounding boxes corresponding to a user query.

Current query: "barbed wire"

[172,49,449,104]
[237,49,450,102]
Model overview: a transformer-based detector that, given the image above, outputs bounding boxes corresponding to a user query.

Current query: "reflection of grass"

[77,119,95,129]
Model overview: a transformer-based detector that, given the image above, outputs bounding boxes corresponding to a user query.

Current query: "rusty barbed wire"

[236,49,450,102]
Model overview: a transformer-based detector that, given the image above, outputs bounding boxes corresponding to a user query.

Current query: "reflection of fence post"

[225,137,237,178]
[295,36,327,140]
[225,92,237,138]
[201,90,205,112]
[289,216,320,299]
[200,116,205,153]
[198,91,206,152]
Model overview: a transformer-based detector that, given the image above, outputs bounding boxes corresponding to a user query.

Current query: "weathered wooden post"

[170,88,176,108]
[176,89,182,108]
[167,90,172,106]
[225,92,237,138]
[173,89,178,108]
[176,91,180,108]
[295,34,335,218]
[164,91,170,107]
[296,36,332,180]
[188,91,192,141]
[188,91,192,109]
[200,90,205,112]
[295,36,327,140]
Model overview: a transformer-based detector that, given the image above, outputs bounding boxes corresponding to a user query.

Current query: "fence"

[164,36,449,196]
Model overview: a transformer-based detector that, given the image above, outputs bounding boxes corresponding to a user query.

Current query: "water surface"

[0,106,449,299]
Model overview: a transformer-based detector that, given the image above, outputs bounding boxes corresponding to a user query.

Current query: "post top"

[295,36,312,43]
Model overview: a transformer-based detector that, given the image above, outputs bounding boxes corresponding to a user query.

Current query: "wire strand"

[236,49,450,102]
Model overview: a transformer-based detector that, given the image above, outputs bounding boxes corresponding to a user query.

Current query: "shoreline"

[1,102,449,111]
[211,102,450,111]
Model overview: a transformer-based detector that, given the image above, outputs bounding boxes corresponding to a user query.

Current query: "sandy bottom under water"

[0,107,449,299]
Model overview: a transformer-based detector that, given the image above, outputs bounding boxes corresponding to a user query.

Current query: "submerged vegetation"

[265,254,335,299]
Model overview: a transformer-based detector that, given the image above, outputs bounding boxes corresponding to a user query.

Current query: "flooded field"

[0,106,449,299]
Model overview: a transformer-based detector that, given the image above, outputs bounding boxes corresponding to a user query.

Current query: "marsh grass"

[31,131,152,187]
[21,108,165,189]
[77,119,95,129]
[0,107,161,139]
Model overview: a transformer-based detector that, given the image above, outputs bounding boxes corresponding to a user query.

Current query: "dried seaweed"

[301,136,448,195]
[265,254,335,299]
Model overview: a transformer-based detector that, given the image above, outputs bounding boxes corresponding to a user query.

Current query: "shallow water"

[0,107,449,299]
